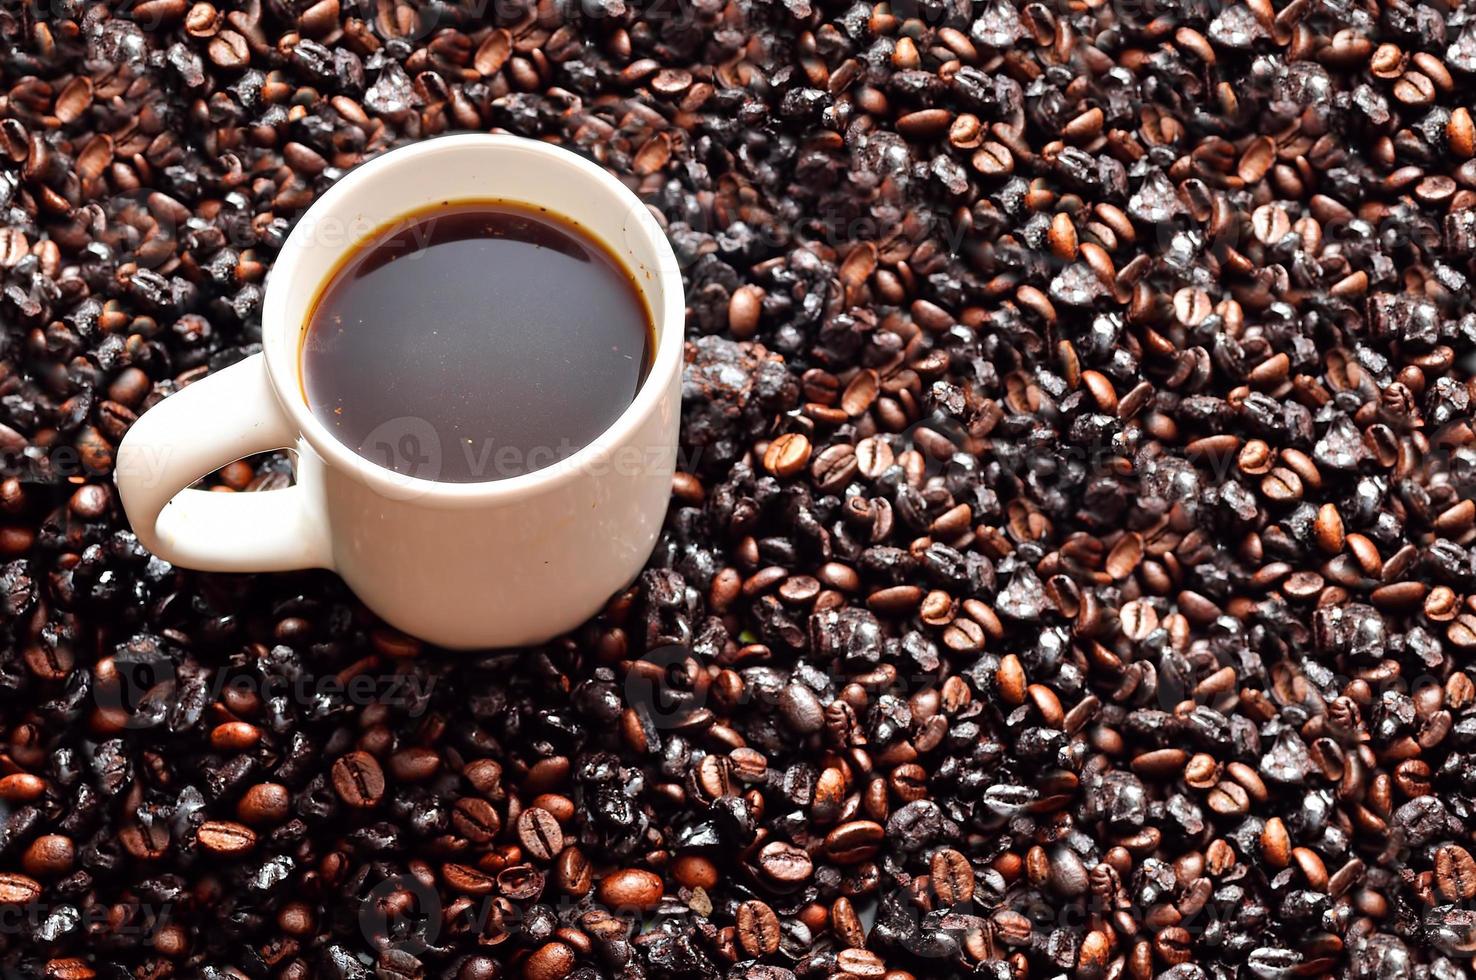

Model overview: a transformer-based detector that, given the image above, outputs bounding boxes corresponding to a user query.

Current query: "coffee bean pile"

[5,0,1476,977]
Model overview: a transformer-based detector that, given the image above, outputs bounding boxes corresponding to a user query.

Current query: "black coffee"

[301,200,653,482]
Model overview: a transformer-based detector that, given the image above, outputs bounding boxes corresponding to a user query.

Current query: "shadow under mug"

[115,134,686,649]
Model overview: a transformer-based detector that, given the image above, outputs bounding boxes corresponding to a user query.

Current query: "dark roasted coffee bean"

[4,2,1476,977]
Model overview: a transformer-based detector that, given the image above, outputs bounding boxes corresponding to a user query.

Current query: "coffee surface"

[302,201,652,482]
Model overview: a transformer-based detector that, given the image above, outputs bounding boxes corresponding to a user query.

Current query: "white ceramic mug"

[114,134,684,649]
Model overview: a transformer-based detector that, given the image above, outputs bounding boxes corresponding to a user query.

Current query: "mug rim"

[260,133,684,503]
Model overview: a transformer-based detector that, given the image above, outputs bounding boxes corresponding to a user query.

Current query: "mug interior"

[260,134,683,500]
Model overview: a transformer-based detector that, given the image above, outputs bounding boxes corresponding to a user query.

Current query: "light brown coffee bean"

[331,751,385,808]
[517,806,564,862]
[1436,844,1476,901]
[930,847,975,904]
[524,941,575,980]
[196,820,257,855]
[736,899,781,956]
[0,873,41,904]
[596,868,664,910]
[757,841,813,883]
[763,433,811,478]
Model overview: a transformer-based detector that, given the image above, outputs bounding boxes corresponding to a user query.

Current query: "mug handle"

[114,353,334,572]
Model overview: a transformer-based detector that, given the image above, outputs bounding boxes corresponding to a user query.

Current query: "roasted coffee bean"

[595,868,663,911]
[1207,781,1251,816]
[1155,927,1193,966]
[930,847,974,904]
[442,863,496,895]
[206,29,249,67]
[209,721,261,751]
[555,846,593,896]
[824,820,884,864]
[836,948,886,979]
[0,773,44,801]
[971,143,1013,176]
[463,759,505,798]
[728,285,764,339]
[524,941,574,980]
[389,746,441,782]
[196,820,257,855]
[855,436,894,479]
[1435,844,1476,902]
[0,874,41,905]
[451,797,501,843]
[20,835,73,877]
[119,821,170,860]
[757,841,813,883]
[238,783,291,825]
[4,2,1475,976]
[763,433,811,478]
[331,751,385,808]
[810,443,858,491]
[670,853,718,890]
[736,899,781,956]
[516,807,563,862]
[831,896,866,948]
